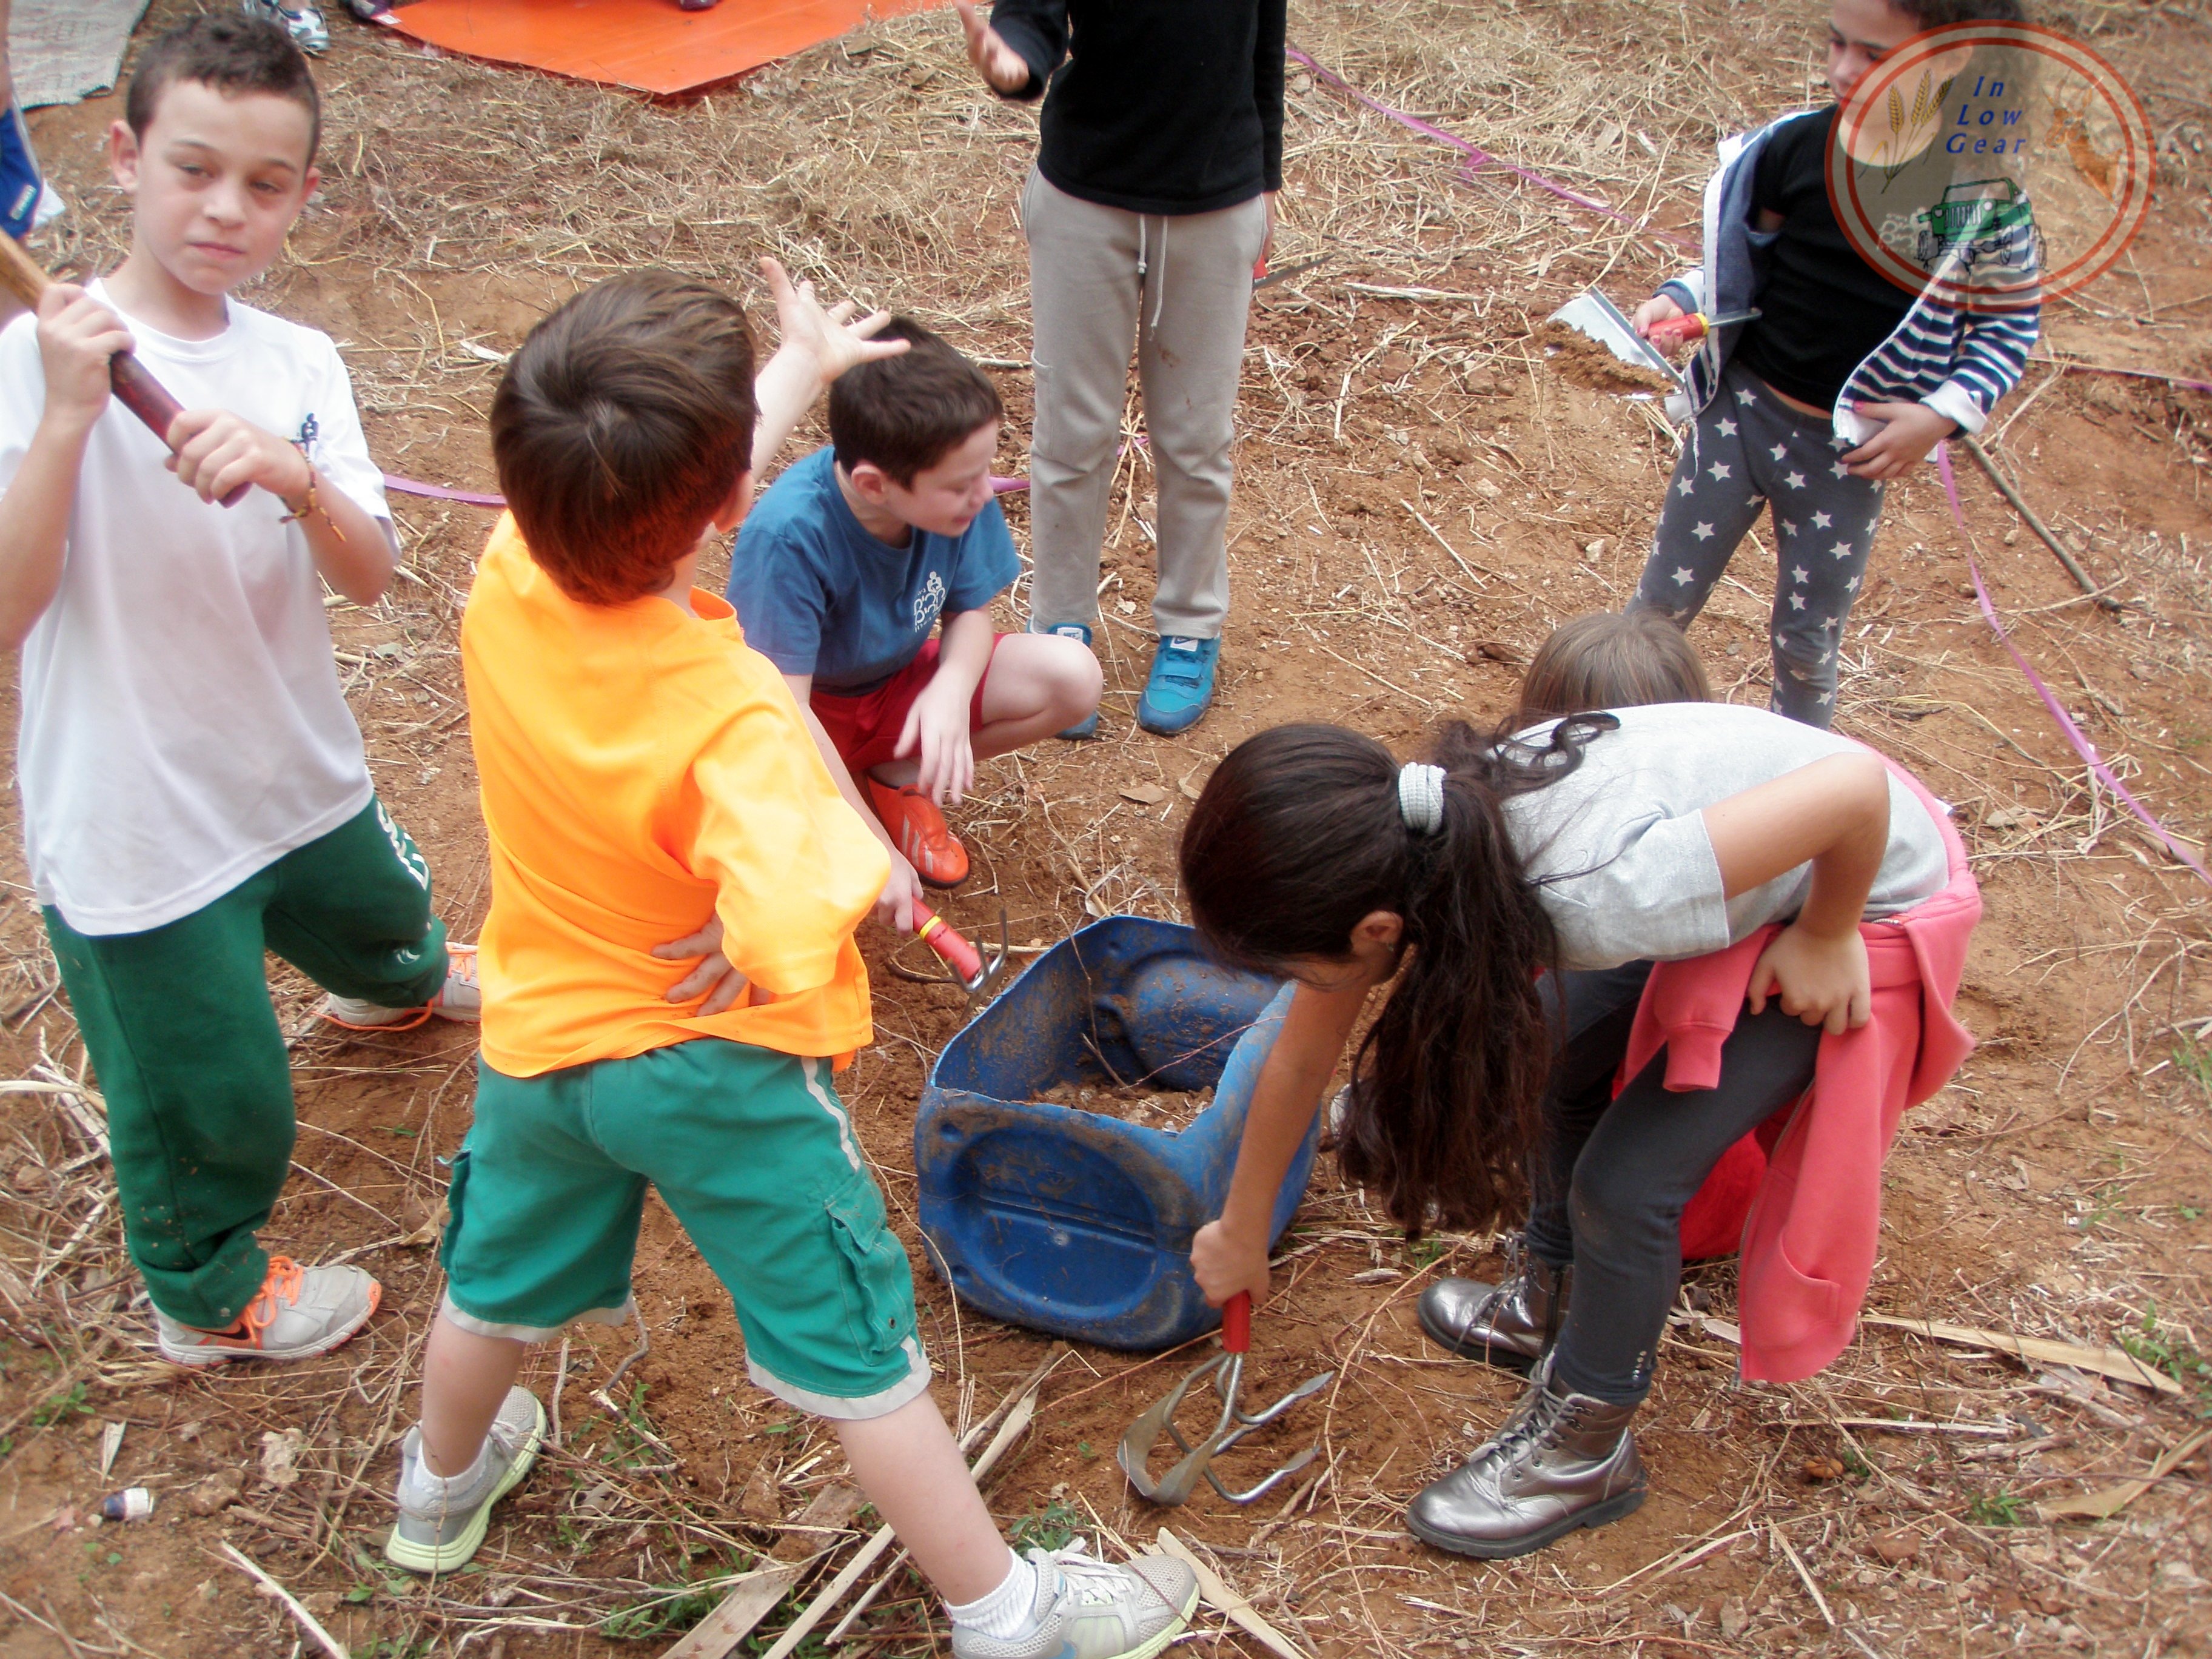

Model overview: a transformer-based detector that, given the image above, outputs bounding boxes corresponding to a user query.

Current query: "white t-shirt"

[0,284,394,935]
[1501,702,1949,970]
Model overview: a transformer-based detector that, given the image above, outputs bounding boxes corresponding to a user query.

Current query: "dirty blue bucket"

[914,915,1318,1351]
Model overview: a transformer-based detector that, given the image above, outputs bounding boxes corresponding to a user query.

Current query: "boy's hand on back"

[954,1,1031,95]
[1842,401,1956,481]
[759,258,907,387]
[652,916,755,1016]
[894,675,977,806]
[33,286,135,429]
[164,410,311,508]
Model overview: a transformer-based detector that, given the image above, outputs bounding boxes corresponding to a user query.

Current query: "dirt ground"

[1,1,2208,1655]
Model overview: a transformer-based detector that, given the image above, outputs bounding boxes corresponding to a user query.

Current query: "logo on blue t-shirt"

[913,570,947,634]
[725,447,1021,695]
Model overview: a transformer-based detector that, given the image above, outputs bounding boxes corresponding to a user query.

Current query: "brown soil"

[1,2,2208,1657]
[1028,1080,1216,1133]
[1539,317,1681,395]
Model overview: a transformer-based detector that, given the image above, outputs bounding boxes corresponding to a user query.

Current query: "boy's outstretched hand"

[954,1,1031,95]
[759,257,905,386]
[33,286,134,427]
[1842,400,1957,480]
[166,409,310,507]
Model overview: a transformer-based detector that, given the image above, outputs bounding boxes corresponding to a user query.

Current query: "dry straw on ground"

[1,1,2209,1655]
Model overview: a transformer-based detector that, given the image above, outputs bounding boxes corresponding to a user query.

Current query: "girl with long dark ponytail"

[1179,718,1600,1238]
[1179,694,1971,1563]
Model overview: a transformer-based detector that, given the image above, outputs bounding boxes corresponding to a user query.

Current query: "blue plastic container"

[915,916,1317,1351]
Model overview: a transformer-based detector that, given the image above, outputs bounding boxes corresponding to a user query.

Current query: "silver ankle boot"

[1406,1362,1646,1558]
[1416,1236,1569,1373]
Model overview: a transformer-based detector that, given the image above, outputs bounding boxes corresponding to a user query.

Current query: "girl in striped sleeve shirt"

[1627,0,2039,727]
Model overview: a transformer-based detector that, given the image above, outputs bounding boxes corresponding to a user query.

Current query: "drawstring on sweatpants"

[1134,216,1170,334]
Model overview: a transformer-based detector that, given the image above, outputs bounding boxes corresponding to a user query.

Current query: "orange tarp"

[391,0,950,98]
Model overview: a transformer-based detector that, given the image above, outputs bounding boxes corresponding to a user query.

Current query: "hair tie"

[1398,762,1447,835]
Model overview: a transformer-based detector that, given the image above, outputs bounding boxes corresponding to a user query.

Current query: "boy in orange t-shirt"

[390,265,1196,1659]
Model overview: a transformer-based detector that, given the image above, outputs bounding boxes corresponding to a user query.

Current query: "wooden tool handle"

[1221,1292,1252,1354]
[0,230,53,311]
[0,232,241,503]
[912,902,984,985]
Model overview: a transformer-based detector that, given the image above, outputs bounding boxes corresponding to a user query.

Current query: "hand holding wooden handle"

[0,234,243,506]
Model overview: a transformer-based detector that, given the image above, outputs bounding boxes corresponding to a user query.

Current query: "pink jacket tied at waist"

[1621,759,1980,1384]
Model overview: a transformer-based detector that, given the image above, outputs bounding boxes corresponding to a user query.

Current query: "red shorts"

[810,635,1006,776]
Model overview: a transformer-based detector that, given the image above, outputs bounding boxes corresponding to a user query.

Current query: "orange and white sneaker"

[155,1257,381,1368]
[322,942,480,1031]
[866,779,970,888]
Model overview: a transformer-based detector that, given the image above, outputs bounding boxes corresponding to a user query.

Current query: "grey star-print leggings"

[1629,358,1885,728]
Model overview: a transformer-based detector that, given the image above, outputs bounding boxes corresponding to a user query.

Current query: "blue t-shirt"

[727,446,1021,694]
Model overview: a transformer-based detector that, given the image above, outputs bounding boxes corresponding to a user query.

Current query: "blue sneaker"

[1044,622,1099,740]
[1136,636,1220,736]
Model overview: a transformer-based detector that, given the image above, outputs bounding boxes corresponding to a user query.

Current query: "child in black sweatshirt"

[956,1,1284,739]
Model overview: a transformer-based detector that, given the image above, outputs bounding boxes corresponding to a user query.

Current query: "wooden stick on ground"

[1960,435,2114,609]
[660,1483,870,1659]
[1155,1527,1313,1659]
[218,1541,351,1659]
[678,1346,1068,1659]
[761,1389,1041,1659]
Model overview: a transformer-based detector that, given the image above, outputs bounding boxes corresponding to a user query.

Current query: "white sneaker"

[951,1544,1198,1659]
[155,1258,380,1367]
[241,0,330,54]
[386,1389,545,1575]
[323,943,480,1030]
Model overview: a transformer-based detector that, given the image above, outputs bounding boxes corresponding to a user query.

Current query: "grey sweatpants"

[1521,962,1819,1406]
[1630,358,1886,728]
[1021,169,1269,641]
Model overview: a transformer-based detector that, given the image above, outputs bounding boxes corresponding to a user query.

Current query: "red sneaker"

[866,779,969,888]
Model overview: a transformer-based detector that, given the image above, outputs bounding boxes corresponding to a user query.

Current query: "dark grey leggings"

[1520,962,1819,1406]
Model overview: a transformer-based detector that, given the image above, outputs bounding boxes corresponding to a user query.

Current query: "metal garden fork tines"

[889,900,1013,1007]
[1119,1292,1335,1506]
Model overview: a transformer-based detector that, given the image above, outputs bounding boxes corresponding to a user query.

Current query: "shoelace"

[237,1256,306,1342]
[1470,1384,1572,1470]
[1043,1543,1156,1612]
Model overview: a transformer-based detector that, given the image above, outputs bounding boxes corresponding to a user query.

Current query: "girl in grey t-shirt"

[1173,702,1954,1560]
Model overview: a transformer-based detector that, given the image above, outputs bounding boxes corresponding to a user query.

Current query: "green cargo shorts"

[441,1039,930,1420]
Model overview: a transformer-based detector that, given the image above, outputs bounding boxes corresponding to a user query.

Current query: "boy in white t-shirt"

[0,15,471,1367]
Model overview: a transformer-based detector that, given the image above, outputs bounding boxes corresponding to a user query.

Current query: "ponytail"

[1179,716,1615,1235]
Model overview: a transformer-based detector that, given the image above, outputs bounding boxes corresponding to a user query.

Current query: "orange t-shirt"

[460,517,891,1078]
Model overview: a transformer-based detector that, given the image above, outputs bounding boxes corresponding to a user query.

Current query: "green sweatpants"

[45,799,449,1330]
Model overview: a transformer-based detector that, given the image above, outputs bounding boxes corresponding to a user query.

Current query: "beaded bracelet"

[280,457,348,543]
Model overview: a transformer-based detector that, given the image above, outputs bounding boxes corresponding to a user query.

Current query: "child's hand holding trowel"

[1633,293,1760,350]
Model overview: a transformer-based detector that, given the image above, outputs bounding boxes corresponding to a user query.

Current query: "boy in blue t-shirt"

[729,318,1100,900]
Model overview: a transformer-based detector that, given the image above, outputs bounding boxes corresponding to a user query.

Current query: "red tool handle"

[1221,1291,1252,1353]
[912,901,984,985]
[0,235,247,506]
[1646,311,1708,348]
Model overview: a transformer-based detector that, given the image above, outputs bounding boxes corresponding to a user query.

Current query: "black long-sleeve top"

[988,0,1285,216]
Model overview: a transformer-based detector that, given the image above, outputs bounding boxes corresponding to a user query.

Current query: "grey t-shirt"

[1500,703,1949,970]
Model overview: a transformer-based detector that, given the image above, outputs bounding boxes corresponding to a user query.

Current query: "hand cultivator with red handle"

[890,899,1013,1007]
[1118,1292,1334,1506]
